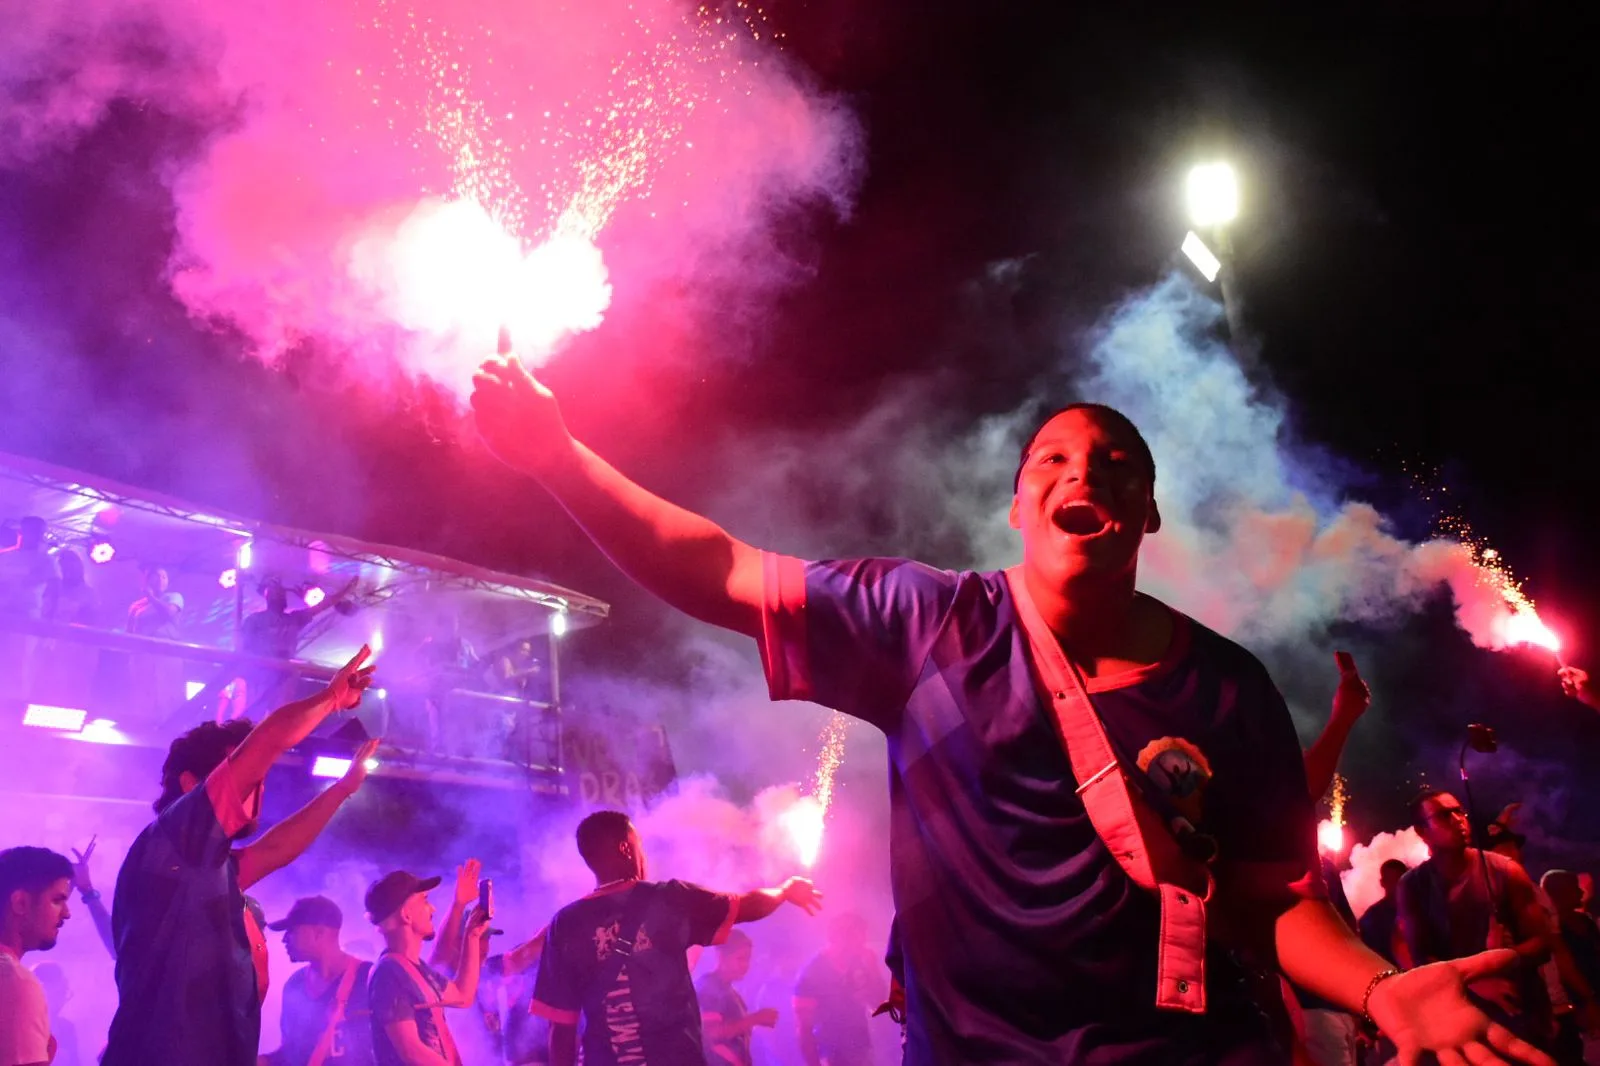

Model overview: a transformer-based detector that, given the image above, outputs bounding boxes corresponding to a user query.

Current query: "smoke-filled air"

[2,0,858,397]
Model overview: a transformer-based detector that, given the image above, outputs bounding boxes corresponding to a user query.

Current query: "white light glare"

[23,704,88,731]
[311,756,353,779]
[238,541,254,570]
[1186,162,1239,228]
[551,609,569,638]
[303,587,326,608]
[1181,231,1222,283]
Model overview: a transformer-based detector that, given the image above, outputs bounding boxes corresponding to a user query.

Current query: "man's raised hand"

[471,355,575,479]
[325,646,375,711]
[1332,650,1371,724]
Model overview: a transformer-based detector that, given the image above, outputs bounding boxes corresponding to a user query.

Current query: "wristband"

[79,888,101,902]
[1361,968,1401,1026]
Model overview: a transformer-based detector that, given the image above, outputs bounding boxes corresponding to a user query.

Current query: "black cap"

[267,895,344,932]
[365,871,442,924]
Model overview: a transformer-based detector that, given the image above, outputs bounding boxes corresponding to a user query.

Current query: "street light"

[1186,162,1239,228]
[1180,161,1243,342]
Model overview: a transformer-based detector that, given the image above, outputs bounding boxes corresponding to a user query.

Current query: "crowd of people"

[6,364,1600,1066]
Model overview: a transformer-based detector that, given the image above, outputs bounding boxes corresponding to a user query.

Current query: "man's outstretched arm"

[736,878,824,923]
[472,357,764,637]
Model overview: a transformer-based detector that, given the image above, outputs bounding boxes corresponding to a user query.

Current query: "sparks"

[811,711,848,814]
[1317,818,1347,855]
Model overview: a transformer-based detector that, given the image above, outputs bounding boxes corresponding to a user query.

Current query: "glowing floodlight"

[89,542,116,564]
[238,541,254,570]
[1181,231,1222,283]
[303,587,326,608]
[311,756,353,779]
[23,704,88,731]
[550,609,569,638]
[1187,162,1239,228]
[219,568,239,590]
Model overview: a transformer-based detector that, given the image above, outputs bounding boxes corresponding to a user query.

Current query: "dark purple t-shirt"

[532,880,737,1066]
[104,760,257,1066]
[758,556,1315,1065]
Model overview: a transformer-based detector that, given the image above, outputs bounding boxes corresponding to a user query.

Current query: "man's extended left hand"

[1367,950,1555,1066]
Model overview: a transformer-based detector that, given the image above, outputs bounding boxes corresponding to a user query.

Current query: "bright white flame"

[1181,231,1222,283]
[375,688,388,700]
[23,704,88,731]
[1318,818,1347,855]
[303,587,326,608]
[371,631,385,654]
[363,757,380,772]
[311,756,353,779]
[89,542,116,564]
[238,541,253,570]
[185,681,207,700]
[219,568,238,590]
[550,609,569,639]
[1503,608,1561,654]
[1186,162,1239,227]
[359,198,612,385]
[781,796,825,868]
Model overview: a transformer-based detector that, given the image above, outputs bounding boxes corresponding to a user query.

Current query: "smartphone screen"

[478,878,494,920]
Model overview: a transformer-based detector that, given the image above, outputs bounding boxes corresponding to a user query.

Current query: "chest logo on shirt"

[1136,737,1213,826]
[593,920,652,961]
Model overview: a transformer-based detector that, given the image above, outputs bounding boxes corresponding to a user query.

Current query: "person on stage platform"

[473,354,1556,1066]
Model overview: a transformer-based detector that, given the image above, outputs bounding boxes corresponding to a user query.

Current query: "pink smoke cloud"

[3,0,858,398]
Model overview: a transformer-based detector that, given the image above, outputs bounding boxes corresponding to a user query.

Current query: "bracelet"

[1361,968,1401,1026]
[79,888,101,902]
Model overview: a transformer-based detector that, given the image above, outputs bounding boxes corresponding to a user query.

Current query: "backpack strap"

[1005,566,1210,1013]
[306,959,365,1066]
[385,954,464,1066]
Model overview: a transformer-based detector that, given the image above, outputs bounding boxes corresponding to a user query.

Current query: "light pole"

[1181,161,1243,341]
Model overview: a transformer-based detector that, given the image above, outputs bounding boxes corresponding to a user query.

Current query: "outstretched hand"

[471,355,575,479]
[453,858,484,908]
[1332,650,1371,723]
[325,646,376,711]
[780,877,824,916]
[1368,950,1555,1066]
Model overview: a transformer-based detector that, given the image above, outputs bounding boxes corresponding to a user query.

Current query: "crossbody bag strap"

[1004,566,1209,1013]
[306,960,364,1066]
[387,954,464,1066]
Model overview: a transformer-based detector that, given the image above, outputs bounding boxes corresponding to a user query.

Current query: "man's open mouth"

[1052,500,1112,537]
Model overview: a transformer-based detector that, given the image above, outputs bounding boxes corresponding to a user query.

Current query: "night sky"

[3,8,1597,852]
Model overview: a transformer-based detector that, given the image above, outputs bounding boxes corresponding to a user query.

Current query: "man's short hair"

[1542,869,1578,893]
[156,719,253,813]
[1406,787,1453,828]
[1380,859,1409,879]
[575,810,633,872]
[1014,404,1156,491]
[0,847,73,901]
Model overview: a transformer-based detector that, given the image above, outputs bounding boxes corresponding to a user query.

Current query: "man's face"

[150,568,169,593]
[15,878,72,952]
[1417,794,1471,852]
[722,944,752,981]
[402,893,437,941]
[284,924,326,963]
[1009,409,1158,588]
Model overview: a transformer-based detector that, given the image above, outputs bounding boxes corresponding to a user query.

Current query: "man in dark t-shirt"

[532,811,819,1066]
[265,896,374,1066]
[794,914,876,1066]
[473,356,1560,1066]
[104,650,376,1066]
[698,930,776,1066]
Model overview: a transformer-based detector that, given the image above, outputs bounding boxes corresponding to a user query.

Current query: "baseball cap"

[267,895,344,932]
[365,871,442,924]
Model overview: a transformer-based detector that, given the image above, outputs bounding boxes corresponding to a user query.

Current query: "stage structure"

[0,450,609,805]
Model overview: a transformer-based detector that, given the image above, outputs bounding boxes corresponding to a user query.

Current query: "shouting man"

[473,358,1555,1066]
